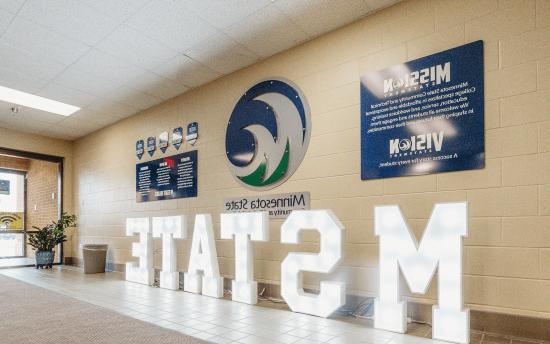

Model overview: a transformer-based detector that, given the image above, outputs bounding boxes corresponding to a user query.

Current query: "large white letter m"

[374,202,469,344]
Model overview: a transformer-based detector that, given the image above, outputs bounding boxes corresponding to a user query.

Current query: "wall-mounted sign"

[146,136,156,157]
[224,192,310,218]
[225,79,311,190]
[136,150,197,202]
[159,131,169,153]
[0,180,10,195]
[172,127,183,150]
[0,212,23,230]
[135,140,144,160]
[126,201,469,343]
[360,40,484,180]
[186,122,198,145]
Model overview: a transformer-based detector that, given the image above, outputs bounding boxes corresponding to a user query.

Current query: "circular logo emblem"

[225,79,311,190]
[399,139,412,151]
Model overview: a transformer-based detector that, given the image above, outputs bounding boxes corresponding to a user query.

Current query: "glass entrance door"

[0,169,25,258]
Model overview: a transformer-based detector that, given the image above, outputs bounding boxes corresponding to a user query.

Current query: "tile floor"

[0,257,34,268]
[0,267,545,344]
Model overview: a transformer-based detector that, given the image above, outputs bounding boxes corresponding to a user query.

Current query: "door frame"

[0,147,64,266]
[0,167,27,258]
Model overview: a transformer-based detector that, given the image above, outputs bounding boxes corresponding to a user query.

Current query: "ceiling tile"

[85,98,139,120]
[126,1,220,53]
[274,0,373,37]
[18,0,119,45]
[127,71,190,100]
[0,106,22,123]
[0,102,65,125]
[1,17,91,66]
[0,66,50,94]
[185,0,272,29]
[79,0,151,21]
[0,119,48,137]
[54,117,103,138]
[106,85,162,110]
[0,9,13,35]
[153,55,222,88]
[39,124,80,140]
[17,107,66,124]
[71,49,147,85]
[0,41,66,81]
[53,67,125,98]
[68,108,119,126]
[226,4,309,58]
[96,25,180,70]
[0,0,25,14]
[186,34,260,74]
[36,83,97,108]
[0,0,398,141]
[58,114,104,132]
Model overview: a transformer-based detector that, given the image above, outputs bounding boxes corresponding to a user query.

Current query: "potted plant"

[28,212,77,269]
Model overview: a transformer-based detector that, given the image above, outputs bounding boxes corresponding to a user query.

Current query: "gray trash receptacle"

[81,244,108,274]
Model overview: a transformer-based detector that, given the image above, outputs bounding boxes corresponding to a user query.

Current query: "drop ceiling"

[0,0,398,141]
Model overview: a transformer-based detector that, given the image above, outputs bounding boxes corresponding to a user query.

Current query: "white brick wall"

[73,0,550,318]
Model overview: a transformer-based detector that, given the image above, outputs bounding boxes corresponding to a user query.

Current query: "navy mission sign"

[136,150,197,202]
[360,41,484,180]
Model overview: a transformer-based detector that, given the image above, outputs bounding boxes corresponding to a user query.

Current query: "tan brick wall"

[72,0,550,319]
[26,159,59,230]
[0,128,73,258]
[25,160,60,259]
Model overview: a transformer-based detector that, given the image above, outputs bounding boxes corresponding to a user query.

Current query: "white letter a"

[183,214,223,298]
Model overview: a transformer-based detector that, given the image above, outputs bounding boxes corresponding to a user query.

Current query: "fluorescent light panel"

[0,85,80,116]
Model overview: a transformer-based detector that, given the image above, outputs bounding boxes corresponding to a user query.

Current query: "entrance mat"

[0,274,208,344]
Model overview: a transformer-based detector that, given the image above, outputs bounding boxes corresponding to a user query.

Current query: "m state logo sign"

[225,79,311,190]
[126,202,471,344]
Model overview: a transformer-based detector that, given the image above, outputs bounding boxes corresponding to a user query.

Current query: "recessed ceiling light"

[0,85,80,116]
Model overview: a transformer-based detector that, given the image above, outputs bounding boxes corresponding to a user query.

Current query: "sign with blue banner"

[172,127,183,150]
[0,180,9,195]
[136,150,198,202]
[186,122,198,145]
[146,136,156,157]
[136,140,144,160]
[360,41,484,180]
[159,131,169,153]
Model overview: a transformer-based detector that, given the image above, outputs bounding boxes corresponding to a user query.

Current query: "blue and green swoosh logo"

[225,79,310,190]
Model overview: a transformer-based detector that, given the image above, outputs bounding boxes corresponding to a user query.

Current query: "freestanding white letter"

[220,212,268,304]
[152,216,187,290]
[184,214,223,298]
[374,202,469,344]
[126,217,153,285]
[280,210,345,318]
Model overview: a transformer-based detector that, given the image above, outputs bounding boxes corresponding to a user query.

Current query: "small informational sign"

[360,41,484,180]
[135,140,144,160]
[0,212,23,230]
[146,136,156,157]
[0,180,10,195]
[186,122,198,145]
[223,192,310,218]
[136,150,198,202]
[172,127,183,150]
[159,131,169,153]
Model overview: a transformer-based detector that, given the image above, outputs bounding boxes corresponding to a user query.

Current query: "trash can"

[81,244,108,274]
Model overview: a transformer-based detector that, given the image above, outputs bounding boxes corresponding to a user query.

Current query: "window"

[0,170,25,257]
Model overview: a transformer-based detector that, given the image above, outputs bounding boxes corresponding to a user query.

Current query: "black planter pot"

[35,250,55,269]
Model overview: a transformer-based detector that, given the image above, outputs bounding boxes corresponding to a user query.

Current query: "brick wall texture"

[72,0,550,319]
[0,156,61,258]
[26,159,59,230]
